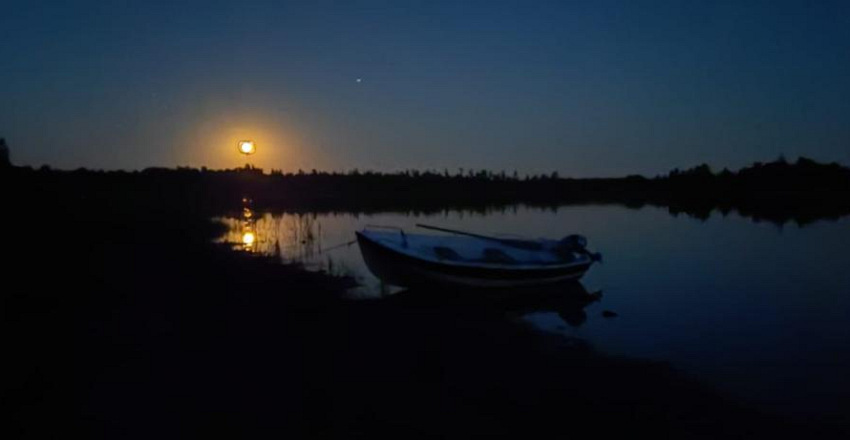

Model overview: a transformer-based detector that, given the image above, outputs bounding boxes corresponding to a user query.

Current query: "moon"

[356,78,362,83]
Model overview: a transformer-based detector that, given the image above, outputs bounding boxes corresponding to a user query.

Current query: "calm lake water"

[217,205,850,419]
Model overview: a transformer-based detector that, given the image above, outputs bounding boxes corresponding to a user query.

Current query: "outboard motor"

[558,234,603,263]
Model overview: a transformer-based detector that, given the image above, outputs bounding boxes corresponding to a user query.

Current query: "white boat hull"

[356,231,594,288]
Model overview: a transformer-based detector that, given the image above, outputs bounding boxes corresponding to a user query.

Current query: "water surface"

[217,205,850,419]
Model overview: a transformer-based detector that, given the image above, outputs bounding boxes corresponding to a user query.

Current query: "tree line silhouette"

[2,139,849,225]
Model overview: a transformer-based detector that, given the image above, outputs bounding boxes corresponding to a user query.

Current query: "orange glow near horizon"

[177,110,317,171]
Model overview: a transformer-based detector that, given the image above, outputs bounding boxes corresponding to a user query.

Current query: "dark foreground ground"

[4,188,849,439]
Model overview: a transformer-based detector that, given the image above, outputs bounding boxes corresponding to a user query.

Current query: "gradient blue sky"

[2,0,848,176]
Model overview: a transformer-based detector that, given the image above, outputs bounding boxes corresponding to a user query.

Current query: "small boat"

[356,224,601,288]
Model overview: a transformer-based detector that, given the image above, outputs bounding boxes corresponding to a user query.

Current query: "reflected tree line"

[2,140,849,226]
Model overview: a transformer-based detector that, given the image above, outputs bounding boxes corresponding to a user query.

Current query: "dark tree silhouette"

[0,138,10,168]
[2,156,849,225]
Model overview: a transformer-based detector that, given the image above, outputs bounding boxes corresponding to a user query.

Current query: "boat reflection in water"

[385,281,602,328]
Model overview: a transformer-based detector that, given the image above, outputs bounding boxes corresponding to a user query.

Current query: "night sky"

[2,0,848,176]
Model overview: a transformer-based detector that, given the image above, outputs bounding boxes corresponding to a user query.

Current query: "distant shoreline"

[3,156,849,226]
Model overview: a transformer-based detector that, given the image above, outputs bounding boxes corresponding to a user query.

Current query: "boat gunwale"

[356,230,593,276]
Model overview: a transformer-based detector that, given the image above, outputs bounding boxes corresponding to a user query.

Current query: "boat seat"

[433,246,462,261]
[481,248,516,264]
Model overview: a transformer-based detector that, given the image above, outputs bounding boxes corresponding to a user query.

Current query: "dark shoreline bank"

[4,167,849,438]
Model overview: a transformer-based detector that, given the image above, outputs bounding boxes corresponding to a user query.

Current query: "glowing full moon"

[238,140,255,155]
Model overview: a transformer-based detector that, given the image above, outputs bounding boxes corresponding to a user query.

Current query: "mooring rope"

[319,239,357,254]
